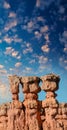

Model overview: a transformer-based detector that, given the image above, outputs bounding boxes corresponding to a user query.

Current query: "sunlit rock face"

[0,73,67,130]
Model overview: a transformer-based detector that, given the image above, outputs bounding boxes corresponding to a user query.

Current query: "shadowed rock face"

[0,74,67,130]
[41,73,60,91]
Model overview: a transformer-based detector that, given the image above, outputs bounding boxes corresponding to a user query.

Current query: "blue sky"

[0,0,67,104]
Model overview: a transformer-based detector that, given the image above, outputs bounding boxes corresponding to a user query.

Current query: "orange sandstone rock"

[0,73,66,130]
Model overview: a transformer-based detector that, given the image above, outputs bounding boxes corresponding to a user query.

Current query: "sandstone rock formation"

[41,74,63,130]
[20,76,41,130]
[0,73,67,130]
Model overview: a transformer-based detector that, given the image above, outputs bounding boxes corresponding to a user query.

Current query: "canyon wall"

[0,73,67,130]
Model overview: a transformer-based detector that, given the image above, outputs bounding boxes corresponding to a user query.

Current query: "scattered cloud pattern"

[0,0,67,103]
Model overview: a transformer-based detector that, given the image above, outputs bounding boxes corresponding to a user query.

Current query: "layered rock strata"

[0,74,67,130]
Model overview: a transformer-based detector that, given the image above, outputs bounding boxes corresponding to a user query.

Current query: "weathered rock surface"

[0,73,67,130]
[41,73,60,91]
[20,76,41,93]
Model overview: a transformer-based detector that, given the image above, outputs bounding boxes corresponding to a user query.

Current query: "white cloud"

[64,66,67,70]
[5,47,14,55]
[22,16,46,42]
[59,6,65,14]
[4,35,13,44]
[64,44,67,53]
[41,44,50,53]
[3,1,10,9]
[63,31,67,38]
[32,54,48,65]
[0,64,4,69]
[11,51,18,57]
[36,0,40,7]
[22,67,32,74]
[64,47,67,53]
[23,43,33,54]
[36,0,54,10]
[15,62,22,67]
[0,32,2,36]
[25,67,32,71]
[40,25,49,33]
[22,16,45,36]
[17,55,21,60]
[59,31,67,54]
[34,31,42,40]
[13,35,22,43]
[64,60,67,64]
[0,84,6,96]
[29,59,35,64]
[0,82,10,100]
[37,16,45,22]
[4,20,17,31]
[38,63,51,73]
[23,48,33,54]
[27,21,33,28]
[39,65,47,72]
[9,68,14,71]
[0,39,2,43]
[59,31,67,45]
[39,55,48,64]
[44,34,50,42]
[5,47,20,59]
[24,20,34,33]
[59,57,67,70]
[3,34,22,44]
[8,12,16,18]
[0,69,7,74]
[22,19,35,33]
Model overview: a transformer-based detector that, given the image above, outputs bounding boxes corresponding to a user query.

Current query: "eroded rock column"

[0,104,7,130]
[8,75,25,130]
[41,73,63,130]
[56,103,67,130]
[9,75,20,101]
[20,76,42,130]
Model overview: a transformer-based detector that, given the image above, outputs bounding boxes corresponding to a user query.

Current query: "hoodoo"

[0,74,67,130]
